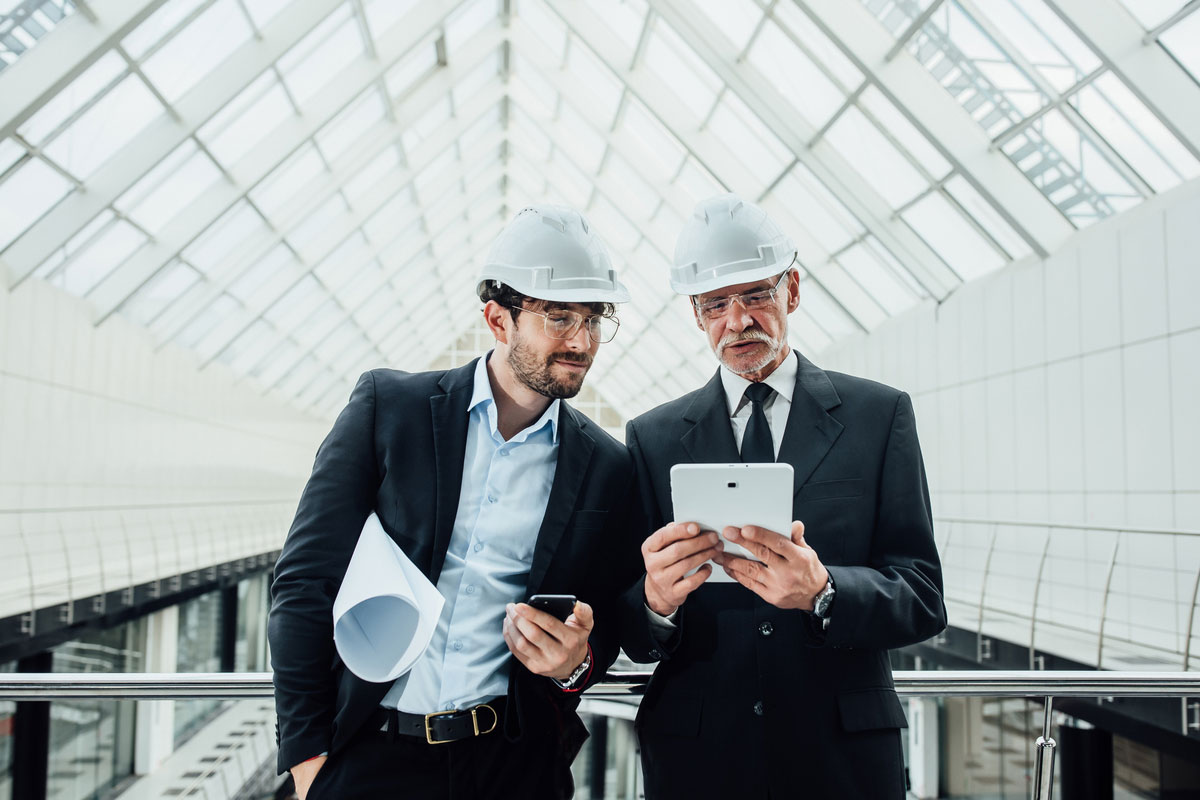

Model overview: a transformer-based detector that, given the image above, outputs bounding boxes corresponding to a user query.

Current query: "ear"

[784,268,801,314]
[482,301,512,345]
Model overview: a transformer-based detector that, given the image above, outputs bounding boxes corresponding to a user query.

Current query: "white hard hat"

[477,205,630,303]
[670,193,796,295]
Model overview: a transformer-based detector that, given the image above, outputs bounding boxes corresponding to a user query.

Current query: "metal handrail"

[3,671,1197,800]
[1,670,1198,700]
[934,515,1200,538]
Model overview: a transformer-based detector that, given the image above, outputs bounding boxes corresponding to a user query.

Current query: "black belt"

[373,698,505,745]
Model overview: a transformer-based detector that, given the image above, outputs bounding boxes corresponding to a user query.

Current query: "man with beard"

[270,205,641,799]
[618,194,946,798]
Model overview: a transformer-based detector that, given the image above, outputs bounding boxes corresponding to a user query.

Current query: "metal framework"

[1,0,1196,421]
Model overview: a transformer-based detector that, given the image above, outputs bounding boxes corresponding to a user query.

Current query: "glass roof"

[1,0,1196,422]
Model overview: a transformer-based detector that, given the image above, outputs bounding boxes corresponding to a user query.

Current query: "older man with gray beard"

[616,194,945,799]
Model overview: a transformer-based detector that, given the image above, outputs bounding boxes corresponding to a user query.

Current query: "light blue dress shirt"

[382,354,560,713]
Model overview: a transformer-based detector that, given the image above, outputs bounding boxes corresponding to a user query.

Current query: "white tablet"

[670,463,794,583]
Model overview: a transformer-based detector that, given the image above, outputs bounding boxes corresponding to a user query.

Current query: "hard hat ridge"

[670,193,796,296]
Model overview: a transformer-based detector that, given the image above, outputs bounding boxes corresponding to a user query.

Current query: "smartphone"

[527,594,577,622]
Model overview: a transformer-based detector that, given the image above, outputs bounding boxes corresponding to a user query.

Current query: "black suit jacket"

[620,354,946,799]
[269,360,641,790]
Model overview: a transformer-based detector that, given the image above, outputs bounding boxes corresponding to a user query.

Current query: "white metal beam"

[1045,0,1200,157]
[0,0,173,138]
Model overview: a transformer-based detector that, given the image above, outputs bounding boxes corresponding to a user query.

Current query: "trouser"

[303,707,570,800]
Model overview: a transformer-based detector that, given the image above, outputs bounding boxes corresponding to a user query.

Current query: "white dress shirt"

[382,354,560,713]
[719,348,798,459]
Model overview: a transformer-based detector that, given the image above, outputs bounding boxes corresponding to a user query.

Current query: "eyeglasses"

[509,305,621,344]
[692,271,789,321]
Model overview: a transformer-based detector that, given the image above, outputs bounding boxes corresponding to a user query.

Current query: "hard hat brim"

[669,262,789,296]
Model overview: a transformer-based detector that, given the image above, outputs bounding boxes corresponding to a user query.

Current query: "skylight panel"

[291,302,343,349]
[114,140,221,234]
[620,100,686,182]
[642,20,722,121]
[139,0,253,104]
[746,20,844,131]
[250,145,326,223]
[363,189,417,245]
[445,0,497,54]
[825,105,926,209]
[183,201,270,276]
[228,244,298,304]
[40,75,162,179]
[581,0,647,52]
[197,72,295,166]
[672,157,724,205]
[763,164,861,255]
[278,4,363,107]
[288,194,349,256]
[452,52,501,110]
[32,210,114,285]
[242,0,293,29]
[120,260,201,326]
[983,0,1100,92]
[1071,73,1200,192]
[834,241,919,316]
[943,175,1032,261]
[589,195,642,254]
[859,86,951,180]
[0,138,23,173]
[707,93,792,190]
[1115,0,1187,30]
[18,51,125,145]
[508,65,558,121]
[1160,12,1199,81]
[558,104,606,173]
[404,96,452,151]
[603,154,658,220]
[545,150,592,207]
[770,1,862,89]
[512,108,553,161]
[363,0,421,40]
[265,275,325,329]
[251,339,300,383]
[342,147,401,208]
[902,191,1005,279]
[414,148,457,198]
[565,36,624,124]
[175,293,238,349]
[121,0,206,60]
[796,277,859,340]
[691,0,762,52]
[316,231,371,288]
[0,0,77,73]
[0,156,72,250]
[386,41,438,100]
[219,320,278,371]
[518,0,568,61]
[315,88,387,163]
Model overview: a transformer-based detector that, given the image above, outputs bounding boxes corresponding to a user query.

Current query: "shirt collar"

[470,352,561,443]
[719,348,798,417]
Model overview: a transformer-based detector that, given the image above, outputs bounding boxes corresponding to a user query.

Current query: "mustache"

[718,329,774,350]
[551,352,593,367]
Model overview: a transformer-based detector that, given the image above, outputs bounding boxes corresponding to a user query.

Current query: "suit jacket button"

[649,649,662,660]
[758,621,773,637]
[753,701,764,716]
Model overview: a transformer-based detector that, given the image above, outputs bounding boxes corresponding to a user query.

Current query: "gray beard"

[718,330,784,375]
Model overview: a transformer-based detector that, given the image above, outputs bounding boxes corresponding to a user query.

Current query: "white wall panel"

[1043,249,1081,363]
[1078,232,1124,355]
[1080,349,1125,493]
[1123,338,1173,494]
[1118,210,1169,344]
[1165,190,1200,333]
[1169,330,1200,492]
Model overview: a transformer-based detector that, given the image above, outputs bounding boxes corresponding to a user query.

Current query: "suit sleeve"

[268,372,379,773]
[615,420,682,664]
[821,391,946,650]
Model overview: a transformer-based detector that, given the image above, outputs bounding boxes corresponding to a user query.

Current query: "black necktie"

[740,383,775,463]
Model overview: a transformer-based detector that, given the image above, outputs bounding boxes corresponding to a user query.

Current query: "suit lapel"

[681,371,741,464]
[428,360,476,582]
[778,352,844,495]
[525,404,594,595]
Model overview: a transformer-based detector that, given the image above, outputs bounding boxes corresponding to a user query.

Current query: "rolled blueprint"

[332,513,445,683]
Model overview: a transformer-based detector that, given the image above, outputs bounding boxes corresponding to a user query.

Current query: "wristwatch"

[553,649,593,690]
[812,578,836,621]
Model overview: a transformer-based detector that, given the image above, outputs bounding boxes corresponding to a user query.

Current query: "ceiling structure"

[1,0,1197,422]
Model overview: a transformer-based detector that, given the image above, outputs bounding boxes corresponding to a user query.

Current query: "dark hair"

[477,280,616,320]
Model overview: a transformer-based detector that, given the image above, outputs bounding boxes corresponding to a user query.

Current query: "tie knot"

[744,382,773,406]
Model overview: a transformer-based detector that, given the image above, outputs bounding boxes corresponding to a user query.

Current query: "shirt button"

[465,585,476,595]
[444,703,454,711]
[487,494,497,504]
[753,701,764,717]
[453,640,463,651]
[500,449,511,456]
[758,621,774,637]
[473,542,484,553]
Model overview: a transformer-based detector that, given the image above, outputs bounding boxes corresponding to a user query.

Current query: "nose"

[564,322,591,351]
[725,298,754,332]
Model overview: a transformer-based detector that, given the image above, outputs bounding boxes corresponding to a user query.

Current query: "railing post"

[1032,696,1056,800]
[1029,529,1052,669]
[977,524,1000,662]
[1096,534,1121,668]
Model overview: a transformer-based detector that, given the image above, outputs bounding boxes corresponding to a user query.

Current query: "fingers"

[674,563,712,595]
[725,525,797,563]
[508,603,567,646]
[790,520,807,547]
[566,601,594,631]
[644,521,702,554]
[657,531,721,564]
[715,554,769,592]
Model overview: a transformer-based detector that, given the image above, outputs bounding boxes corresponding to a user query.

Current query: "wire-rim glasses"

[509,305,621,344]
